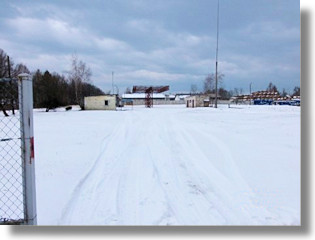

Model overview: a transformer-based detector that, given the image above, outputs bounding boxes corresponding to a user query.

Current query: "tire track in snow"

[113,111,173,225]
[144,139,179,225]
[112,112,145,224]
[60,111,171,225]
[60,115,131,224]
[167,116,246,224]
[146,115,227,225]
[168,113,283,225]
[59,106,285,225]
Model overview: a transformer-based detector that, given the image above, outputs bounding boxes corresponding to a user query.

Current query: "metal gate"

[0,74,36,225]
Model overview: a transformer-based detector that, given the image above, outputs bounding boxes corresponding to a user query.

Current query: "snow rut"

[59,108,285,225]
[59,116,130,224]
[60,111,171,225]
[166,113,284,225]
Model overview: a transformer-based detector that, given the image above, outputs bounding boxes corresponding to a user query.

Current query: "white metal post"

[18,73,37,225]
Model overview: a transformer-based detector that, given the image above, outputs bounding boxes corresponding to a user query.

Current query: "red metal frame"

[132,85,169,108]
[145,87,153,108]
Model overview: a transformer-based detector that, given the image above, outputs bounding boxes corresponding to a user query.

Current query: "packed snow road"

[34,105,300,225]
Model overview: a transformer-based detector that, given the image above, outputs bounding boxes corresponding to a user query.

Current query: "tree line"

[189,73,236,100]
[190,73,300,100]
[0,48,104,114]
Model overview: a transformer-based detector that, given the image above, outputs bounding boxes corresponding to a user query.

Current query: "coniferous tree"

[1,49,113,111]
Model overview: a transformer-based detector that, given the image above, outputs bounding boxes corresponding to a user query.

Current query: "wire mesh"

[0,78,24,224]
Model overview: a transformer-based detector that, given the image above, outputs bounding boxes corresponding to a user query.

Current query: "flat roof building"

[84,95,117,110]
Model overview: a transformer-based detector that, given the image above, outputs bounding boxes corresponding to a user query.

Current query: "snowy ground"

[32,104,300,225]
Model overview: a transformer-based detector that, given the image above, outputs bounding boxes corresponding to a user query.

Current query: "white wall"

[84,96,116,110]
[186,96,197,108]
[186,95,210,108]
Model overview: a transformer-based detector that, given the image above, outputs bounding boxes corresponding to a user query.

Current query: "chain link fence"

[0,75,36,225]
[0,78,24,224]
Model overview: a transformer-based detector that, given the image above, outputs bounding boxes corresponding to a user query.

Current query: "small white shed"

[84,95,116,110]
[186,95,210,108]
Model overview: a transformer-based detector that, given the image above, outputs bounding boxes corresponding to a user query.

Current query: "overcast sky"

[0,0,300,93]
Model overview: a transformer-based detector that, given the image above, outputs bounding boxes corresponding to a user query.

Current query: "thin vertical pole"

[18,73,37,225]
[7,56,15,115]
[7,56,11,78]
[250,82,252,105]
[112,71,114,94]
[215,0,220,108]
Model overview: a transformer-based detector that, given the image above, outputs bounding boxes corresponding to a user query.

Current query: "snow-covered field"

[33,104,300,225]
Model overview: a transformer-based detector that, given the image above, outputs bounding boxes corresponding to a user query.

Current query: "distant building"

[174,93,191,101]
[84,95,117,110]
[185,93,221,108]
[274,95,300,106]
[230,91,281,105]
[121,93,178,105]
[252,91,280,105]
[229,91,300,106]
[252,91,280,100]
[186,95,210,108]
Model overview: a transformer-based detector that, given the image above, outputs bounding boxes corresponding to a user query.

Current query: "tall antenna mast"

[214,0,220,108]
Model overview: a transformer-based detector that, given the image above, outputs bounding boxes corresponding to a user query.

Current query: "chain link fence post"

[18,73,37,225]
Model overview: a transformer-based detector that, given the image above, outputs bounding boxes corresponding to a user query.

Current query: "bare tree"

[0,49,9,116]
[13,63,30,77]
[68,55,92,108]
[203,74,214,94]
[125,87,131,94]
[0,48,9,78]
[233,88,239,96]
[190,84,198,94]
[266,82,278,92]
[292,86,300,96]
[0,81,9,116]
[0,49,18,116]
[1,49,29,78]
[203,73,224,94]
[281,88,288,97]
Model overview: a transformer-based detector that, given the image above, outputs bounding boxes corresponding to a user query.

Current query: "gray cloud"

[1,0,300,93]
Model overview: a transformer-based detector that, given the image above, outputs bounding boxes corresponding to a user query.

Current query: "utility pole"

[7,56,11,78]
[249,82,252,105]
[214,0,220,108]
[7,56,15,115]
